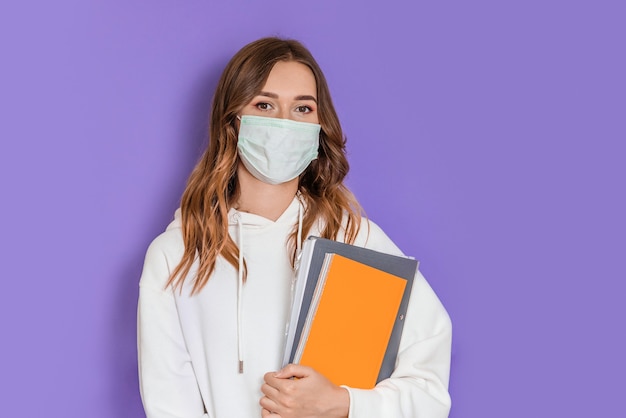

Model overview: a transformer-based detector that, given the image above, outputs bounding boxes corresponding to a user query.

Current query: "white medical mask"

[237,115,321,185]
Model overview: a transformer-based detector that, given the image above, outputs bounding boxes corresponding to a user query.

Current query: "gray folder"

[285,236,418,384]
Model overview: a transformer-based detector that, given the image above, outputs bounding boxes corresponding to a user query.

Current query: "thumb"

[275,363,310,379]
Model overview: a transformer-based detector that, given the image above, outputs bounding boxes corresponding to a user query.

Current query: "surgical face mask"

[237,115,321,185]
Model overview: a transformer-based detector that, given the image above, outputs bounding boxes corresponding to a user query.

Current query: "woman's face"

[241,60,319,124]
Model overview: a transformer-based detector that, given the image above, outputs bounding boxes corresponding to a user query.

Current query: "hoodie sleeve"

[137,237,208,418]
[343,270,452,417]
[343,221,452,418]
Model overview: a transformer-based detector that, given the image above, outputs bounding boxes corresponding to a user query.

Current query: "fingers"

[261,381,280,399]
[260,398,281,417]
[261,365,321,418]
[263,372,282,394]
[263,372,300,400]
[261,406,281,417]
[261,372,298,416]
[263,371,278,383]
[261,366,348,418]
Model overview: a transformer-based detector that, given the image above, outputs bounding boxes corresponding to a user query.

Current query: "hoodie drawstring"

[234,196,304,374]
[235,212,245,373]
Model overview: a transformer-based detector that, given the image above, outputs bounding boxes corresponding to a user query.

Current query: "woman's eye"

[255,102,272,111]
[295,105,312,113]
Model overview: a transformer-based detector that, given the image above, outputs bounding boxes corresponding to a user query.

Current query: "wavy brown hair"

[168,37,363,294]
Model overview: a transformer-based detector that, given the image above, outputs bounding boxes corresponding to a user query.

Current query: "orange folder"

[294,254,407,389]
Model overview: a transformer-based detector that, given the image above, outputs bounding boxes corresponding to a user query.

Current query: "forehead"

[262,61,317,96]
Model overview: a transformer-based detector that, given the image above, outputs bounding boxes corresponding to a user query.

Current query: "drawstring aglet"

[239,360,244,373]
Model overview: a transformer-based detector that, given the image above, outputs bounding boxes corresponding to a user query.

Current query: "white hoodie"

[138,196,452,418]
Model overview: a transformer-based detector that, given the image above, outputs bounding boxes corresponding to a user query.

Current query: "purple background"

[1,1,624,417]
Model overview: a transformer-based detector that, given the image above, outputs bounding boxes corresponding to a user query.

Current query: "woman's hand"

[260,364,350,418]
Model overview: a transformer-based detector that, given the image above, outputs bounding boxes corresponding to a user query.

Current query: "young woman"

[138,37,452,418]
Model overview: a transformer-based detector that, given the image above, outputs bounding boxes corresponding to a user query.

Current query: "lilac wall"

[1,1,624,417]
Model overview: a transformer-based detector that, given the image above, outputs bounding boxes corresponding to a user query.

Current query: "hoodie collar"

[167,193,303,231]
[228,195,302,227]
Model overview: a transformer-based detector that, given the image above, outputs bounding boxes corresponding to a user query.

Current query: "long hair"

[168,37,363,294]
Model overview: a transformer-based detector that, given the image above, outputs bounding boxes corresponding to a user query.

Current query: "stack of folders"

[282,236,418,389]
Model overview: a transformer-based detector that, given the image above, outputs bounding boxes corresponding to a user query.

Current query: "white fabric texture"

[137,196,452,418]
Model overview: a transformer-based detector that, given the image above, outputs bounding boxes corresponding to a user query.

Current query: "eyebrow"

[259,91,318,104]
